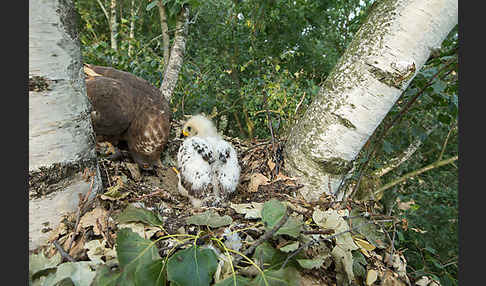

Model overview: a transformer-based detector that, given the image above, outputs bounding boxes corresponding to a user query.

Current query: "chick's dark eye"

[187,126,192,131]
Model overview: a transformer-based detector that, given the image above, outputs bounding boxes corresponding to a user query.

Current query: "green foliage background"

[76,0,458,284]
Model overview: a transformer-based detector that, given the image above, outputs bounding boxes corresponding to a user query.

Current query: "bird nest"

[32,117,414,286]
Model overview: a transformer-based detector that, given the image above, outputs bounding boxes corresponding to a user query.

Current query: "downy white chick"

[176,114,240,207]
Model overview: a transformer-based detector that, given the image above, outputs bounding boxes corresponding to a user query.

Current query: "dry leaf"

[366,269,378,286]
[267,159,276,171]
[312,209,358,251]
[248,173,269,193]
[415,276,430,286]
[84,239,117,265]
[410,227,427,234]
[397,198,415,211]
[401,218,408,231]
[331,244,355,283]
[125,162,142,182]
[380,270,407,286]
[300,274,325,286]
[48,221,68,242]
[79,207,108,235]
[100,176,130,201]
[229,202,264,219]
[354,237,376,251]
[66,234,87,259]
[118,222,160,239]
[96,142,116,155]
[384,253,410,285]
[84,65,103,77]
[354,237,376,257]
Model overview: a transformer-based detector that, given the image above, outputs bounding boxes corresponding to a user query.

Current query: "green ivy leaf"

[251,267,301,286]
[134,259,166,286]
[262,199,286,228]
[117,228,161,268]
[352,250,367,278]
[382,140,394,154]
[296,258,325,269]
[261,199,302,238]
[275,216,302,238]
[146,1,158,11]
[279,242,299,253]
[352,260,366,279]
[91,265,121,286]
[53,277,75,286]
[115,228,161,285]
[117,205,164,228]
[167,246,218,286]
[41,262,97,286]
[254,242,286,268]
[186,210,233,228]
[29,251,62,278]
[438,113,451,125]
[432,81,446,94]
[214,275,252,286]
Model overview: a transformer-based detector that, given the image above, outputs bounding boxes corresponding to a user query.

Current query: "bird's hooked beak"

[180,130,189,138]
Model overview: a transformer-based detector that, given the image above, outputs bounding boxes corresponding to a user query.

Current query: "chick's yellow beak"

[182,130,189,137]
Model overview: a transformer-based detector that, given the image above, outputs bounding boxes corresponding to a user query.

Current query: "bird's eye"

[187,126,192,131]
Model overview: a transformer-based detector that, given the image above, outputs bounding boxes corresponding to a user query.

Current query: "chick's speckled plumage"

[177,115,240,207]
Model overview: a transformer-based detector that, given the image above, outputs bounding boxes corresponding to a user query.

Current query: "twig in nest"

[327,175,332,195]
[132,188,166,200]
[234,208,290,267]
[301,229,334,235]
[97,217,114,248]
[159,233,211,257]
[101,160,111,187]
[67,175,95,252]
[53,240,75,262]
[241,142,272,156]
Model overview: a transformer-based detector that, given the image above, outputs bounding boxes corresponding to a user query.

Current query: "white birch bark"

[128,0,138,56]
[160,6,189,101]
[110,0,118,51]
[158,1,171,72]
[29,0,101,250]
[284,0,458,202]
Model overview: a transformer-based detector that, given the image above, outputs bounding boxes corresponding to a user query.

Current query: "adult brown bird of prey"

[84,64,171,171]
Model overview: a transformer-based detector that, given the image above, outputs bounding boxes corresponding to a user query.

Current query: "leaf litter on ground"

[30,134,411,286]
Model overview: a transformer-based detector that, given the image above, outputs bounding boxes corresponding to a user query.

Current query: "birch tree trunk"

[110,0,118,51]
[160,6,189,102]
[158,1,171,73]
[29,0,101,250]
[128,0,139,56]
[284,0,458,202]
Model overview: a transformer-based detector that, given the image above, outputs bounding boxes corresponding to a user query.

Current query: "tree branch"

[110,0,118,51]
[375,155,458,194]
[160,6,189,101]
[96,0,110,25]
[373,125,437,177]
[158,1,170,73]
[234,208,290,267]
[438,122,456,161]
[128,0,140,56]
